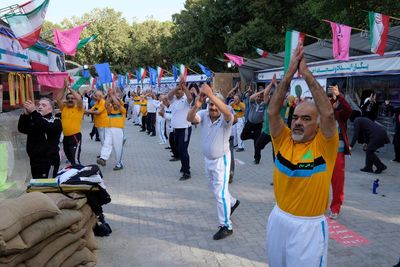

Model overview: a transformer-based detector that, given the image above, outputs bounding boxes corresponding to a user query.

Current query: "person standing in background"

[327,83,352,219]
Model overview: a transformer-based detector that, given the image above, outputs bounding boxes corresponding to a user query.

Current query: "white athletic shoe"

[328,211,339,220]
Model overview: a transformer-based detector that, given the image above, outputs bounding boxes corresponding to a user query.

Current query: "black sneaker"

[229,173,233,184]
[253,159,260,164]
[95,138,101,142]
[213,226,233,240]
[375,165,387,174]
[230,200,240,215]
[360,167,374,173]
[165,147,171,149]
[169,157,180,162]
[179,173,191,181]
[113,164,123,171]
[236,148,244,152]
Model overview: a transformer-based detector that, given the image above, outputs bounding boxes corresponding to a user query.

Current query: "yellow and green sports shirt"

[271,126,338,216]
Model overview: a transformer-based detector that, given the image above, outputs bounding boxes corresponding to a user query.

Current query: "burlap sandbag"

[44,239,86,267]
[0,230,68,267]
[75,262,96,267]
[59,247,97,267]
[19,209,82,250]
[46,193,86,209]
[24,229,86,267]
[70,204,92,233]
[83,215,98,251]
[73,195,88,210]
[0,234,26,256]
[0,192,61,242]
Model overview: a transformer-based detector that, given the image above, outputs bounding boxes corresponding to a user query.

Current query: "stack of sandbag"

[0,192,98,267]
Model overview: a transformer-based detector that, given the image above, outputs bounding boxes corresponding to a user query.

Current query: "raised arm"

[268,44,303,138]
[299,56,336,139]
[187,94,206,124]
[56,87,65,110]
[226,82,239,97]
[167,86,178,101]
[203,84,231,122]
[68,88,83,109]
[182,80,193,104]
[263,74,277,104]
[250,90,264,102]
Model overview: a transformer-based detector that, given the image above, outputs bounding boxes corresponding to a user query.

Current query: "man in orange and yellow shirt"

[56,85,84,166]
[139,94,148,132]
[267,42,338,266]
[96,89,126,170]
[85,90,109,160]
[230,95,246,152]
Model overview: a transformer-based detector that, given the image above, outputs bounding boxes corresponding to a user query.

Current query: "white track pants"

[158,117,167,143]
[205,153,236,229]
[266,205,328,267]
[134,105,141,124]
[232,117,245,149]
[100,128,124,165]
[127,103,134,120]
[98,127,105,145]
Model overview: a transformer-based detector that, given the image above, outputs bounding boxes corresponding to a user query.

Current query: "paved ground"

[77,118,400,267]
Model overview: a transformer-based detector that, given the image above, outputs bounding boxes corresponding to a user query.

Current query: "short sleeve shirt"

[196,110,233,159]
[272,126,339,216]
[170,95,192,129]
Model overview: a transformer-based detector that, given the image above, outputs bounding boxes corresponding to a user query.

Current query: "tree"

[72,8,131,73]
[127,19,174,71]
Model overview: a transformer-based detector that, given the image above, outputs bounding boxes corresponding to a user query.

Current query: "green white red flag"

[77,34,98,50]
[179,64,187,80]
[255,47,268,58]
[139,67,147,80]
[369,12,390,56]
[284,30,305,74]
[157,66,164,86]
[5,0,49,49]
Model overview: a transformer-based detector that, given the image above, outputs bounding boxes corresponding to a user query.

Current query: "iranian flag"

[139,67,147,81]
[28,45,49,71]
[369,12,390,56]
[255,47,268,58]
[284,30,305,73]
[157,66,164,86]
[5,0,49,49]
[179,64,187,80]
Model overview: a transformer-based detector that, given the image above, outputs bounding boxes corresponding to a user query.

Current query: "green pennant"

[72,77,89,91]
[77,34,98,50]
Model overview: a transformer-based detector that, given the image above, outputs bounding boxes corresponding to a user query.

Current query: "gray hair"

[39,97,54,111]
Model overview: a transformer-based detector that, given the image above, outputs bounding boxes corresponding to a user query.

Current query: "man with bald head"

[18,98,62,178]
[266,43,338,266]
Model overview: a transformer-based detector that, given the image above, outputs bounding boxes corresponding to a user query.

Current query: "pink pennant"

[35,72,69,89]
[224,53,244,66]
[326,20,352,60]
[53,23,90,56]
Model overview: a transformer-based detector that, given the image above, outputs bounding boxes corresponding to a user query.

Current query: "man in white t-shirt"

[167,78,193,180]
[187,84,240,240]
[146,91,160,136]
